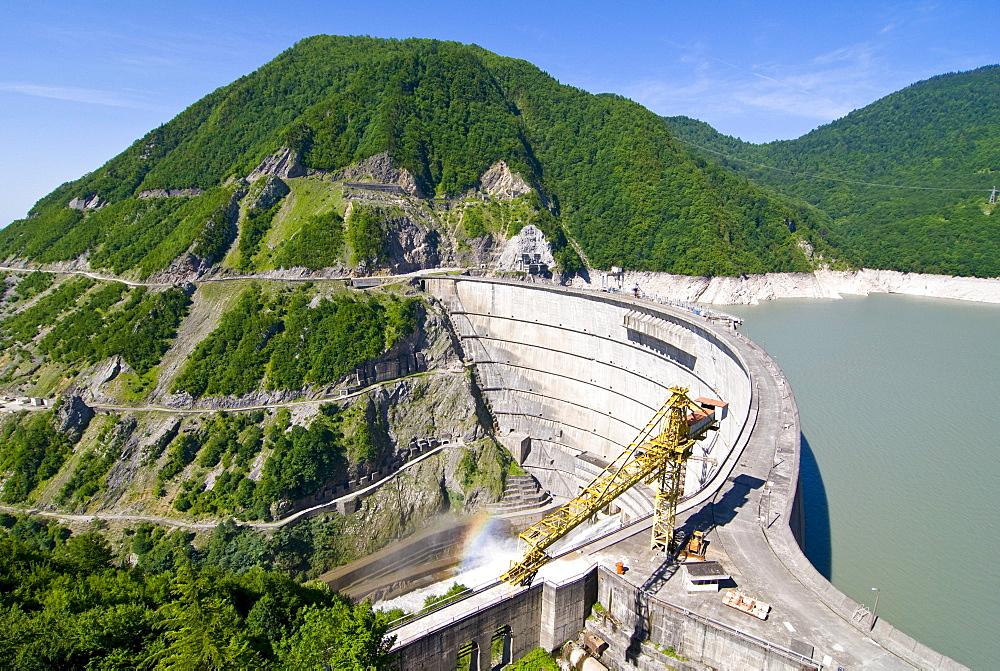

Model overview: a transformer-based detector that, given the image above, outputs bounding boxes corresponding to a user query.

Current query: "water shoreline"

[572,268,1000,305]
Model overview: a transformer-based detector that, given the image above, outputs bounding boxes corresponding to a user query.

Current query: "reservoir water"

[724,294,999,670]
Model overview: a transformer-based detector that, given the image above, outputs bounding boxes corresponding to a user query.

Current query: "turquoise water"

[725,294,999,670]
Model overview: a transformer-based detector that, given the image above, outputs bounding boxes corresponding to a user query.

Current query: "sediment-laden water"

[725,294,999,670]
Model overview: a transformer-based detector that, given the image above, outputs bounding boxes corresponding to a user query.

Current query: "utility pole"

[870,587,881,631]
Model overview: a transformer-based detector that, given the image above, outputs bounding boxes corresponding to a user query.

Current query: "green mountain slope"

[667,65,1000,277]
[0,35,831,278]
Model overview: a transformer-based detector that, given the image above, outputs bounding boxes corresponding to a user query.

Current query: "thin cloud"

[733,89,853,121]
[0,82,159,110]
[36,22,270,71]
[808,42,876,67]
[620,35,891,135]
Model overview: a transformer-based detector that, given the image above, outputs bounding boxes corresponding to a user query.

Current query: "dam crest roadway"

[385,276,964,670]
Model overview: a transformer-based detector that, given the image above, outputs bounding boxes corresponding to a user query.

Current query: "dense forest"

[173,283,420,397]
[0,513,395,669]
[0,35,830,277]
[158,404,379,520]
[666,65,1000,277]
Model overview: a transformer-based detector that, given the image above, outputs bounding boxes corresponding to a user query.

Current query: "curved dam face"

[403,277,962,671]
[426,277,752,517]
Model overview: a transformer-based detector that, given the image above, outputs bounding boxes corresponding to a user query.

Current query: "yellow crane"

[499,386,723,587]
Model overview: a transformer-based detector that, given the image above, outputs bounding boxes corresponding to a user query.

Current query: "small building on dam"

[378,277,963,670]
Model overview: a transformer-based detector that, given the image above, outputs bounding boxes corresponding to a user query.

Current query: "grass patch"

[114,369,160,403]
[421,582,470,611]
[508,459,527,476]
[259,178,344,269]
[506,647,559,670]
[656,644,689,661]
[24,364,68,397]
[456,196,534,240]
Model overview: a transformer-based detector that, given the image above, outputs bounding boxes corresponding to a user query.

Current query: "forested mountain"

[1,37,998,668]
[666,65,1000,277]
[0,35,832,278]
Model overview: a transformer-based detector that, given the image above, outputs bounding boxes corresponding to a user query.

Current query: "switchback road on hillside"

[0,437,462,531]
[87,368,461,415]
[0,264,467,288]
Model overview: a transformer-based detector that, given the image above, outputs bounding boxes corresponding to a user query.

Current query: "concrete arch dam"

[397,277,963,671]
[426,278,752,520]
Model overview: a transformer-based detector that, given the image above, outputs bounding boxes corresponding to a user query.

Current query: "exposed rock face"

[99,414,184,509]
[55,395,94,441]
[161,254,209,280]
[71,356,134,405]
[341,201,442,273]
[496,224,555,270]
[337,152,423,197]
[797,239,816,260]
[479,161,532,200]
[383,212,441,273]
[175,185,246,271]
[573,268,1000,305]
[162,387,306,411]
[245,176,289,211]
[247,146,306,182]
[67,195,109,211]
[136,188,205,199]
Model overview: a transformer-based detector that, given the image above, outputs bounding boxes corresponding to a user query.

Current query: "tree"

[54,532,113,573]
[146,565,263,670]
[346,208,387,268]
[276,600,396,670]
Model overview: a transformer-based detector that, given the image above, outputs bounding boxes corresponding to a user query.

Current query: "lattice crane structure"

[499,386,724,587]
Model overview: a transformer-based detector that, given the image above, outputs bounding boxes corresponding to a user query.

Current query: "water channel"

[724,293,999,670]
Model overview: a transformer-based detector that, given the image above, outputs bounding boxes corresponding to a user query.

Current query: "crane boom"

[499,386,720,586]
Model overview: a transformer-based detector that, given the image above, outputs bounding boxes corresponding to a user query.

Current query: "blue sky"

[2,0,998,226]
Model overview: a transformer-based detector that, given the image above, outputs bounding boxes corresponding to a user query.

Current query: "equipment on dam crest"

[678,529,709,562]
[723,589,771,620]
[499,386,723,586]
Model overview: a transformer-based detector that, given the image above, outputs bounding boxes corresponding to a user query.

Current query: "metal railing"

[601,285,744,325]
[390,563,597,648]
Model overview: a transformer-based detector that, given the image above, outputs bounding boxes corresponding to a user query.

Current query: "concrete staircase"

[486,473,551,514]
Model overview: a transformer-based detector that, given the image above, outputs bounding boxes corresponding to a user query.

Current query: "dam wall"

[400,277,963,670]
[392,560,597,670]
[424,278,754,518]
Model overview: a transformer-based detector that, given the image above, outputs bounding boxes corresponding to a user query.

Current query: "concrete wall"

[591,568,818,671]
[424,278,753,516]
[392,567,597,670]
[390,563,815,671]
[393,584,542,670]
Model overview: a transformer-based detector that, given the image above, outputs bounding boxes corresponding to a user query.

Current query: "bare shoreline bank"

[4,260,999,306]
[572,268,1000,305]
